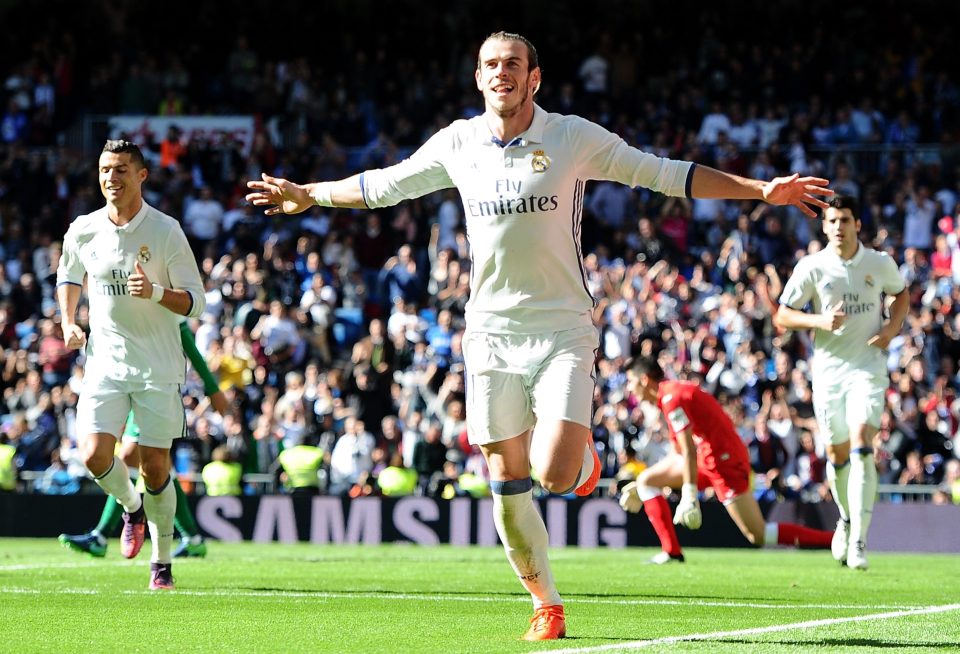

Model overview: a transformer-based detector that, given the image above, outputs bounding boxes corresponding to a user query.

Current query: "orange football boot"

[521,605,566,641]
[574,438,601,497]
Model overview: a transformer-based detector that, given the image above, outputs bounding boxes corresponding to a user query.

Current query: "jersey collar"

[524,104,547,143]
[479,104,547,147]
[831,242,864,266]
[118,201,150,233]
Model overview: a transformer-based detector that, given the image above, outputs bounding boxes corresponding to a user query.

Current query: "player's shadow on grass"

[718,638,955,650]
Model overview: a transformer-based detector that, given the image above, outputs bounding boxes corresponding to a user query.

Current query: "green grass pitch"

[2,539,958,653]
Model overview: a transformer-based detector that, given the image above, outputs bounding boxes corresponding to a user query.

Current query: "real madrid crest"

[531,149,551,173]
[864,274,874,287]
[138,245,151,264]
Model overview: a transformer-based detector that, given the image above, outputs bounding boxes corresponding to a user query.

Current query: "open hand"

[619,481,643,513]
[673,484,702,530]
[762,173,834,218]
[245,174,312,216]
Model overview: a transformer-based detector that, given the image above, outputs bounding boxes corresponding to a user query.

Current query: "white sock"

[763,522,779,548]
[827,460,850,522]
[492,483,562,608]
[848,450,878,544]
[92,457,142,513]
[143,476,176,564]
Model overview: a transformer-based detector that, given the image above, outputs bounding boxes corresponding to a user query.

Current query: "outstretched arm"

[690,167,833,218]
[245,173,367,215]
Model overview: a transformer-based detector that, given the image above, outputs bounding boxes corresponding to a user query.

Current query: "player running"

[619,356,834,561]
[245,31,832,640]
[774,195,908,570]
[57,140,206,590]
[59,318,227,559]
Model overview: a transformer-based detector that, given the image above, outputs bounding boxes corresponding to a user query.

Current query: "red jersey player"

[619,355,833,563]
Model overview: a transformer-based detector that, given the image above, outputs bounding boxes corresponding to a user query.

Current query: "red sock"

[644,495,682,556]
[776,522,833,548]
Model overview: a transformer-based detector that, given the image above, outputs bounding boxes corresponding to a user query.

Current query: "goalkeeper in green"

[58,318,228,558]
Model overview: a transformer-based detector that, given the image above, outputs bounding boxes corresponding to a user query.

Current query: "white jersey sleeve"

[360,127,456,208]
[877,251,907,295]
[57,224,86,287]
[779,257,818,311]
[569,116,693,197]
[164,223,206,318]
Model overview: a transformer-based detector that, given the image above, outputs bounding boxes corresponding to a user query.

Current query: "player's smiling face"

[475,38,540,117]
[98,151,147,207]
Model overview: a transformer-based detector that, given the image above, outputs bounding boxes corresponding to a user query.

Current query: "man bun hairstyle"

[102,139,146,169]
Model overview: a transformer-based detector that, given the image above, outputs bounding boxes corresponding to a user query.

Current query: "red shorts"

[696,454,751,504]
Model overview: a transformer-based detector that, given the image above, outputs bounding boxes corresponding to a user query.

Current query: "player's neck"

[106,196,144,226]
[831,240,859,260]
[484,102,535,144]
[643,385,660,404]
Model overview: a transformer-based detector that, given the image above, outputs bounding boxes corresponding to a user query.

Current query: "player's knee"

[139,460,169,489]
[537,469,578,494]
[83,449,113,476]
[637,469,653,486]
[119,448,139,468]
[829,453,849,467]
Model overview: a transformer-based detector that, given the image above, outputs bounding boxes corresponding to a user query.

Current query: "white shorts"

[76,378,186,449]
[463,324,599,445]
[812,375,886,446]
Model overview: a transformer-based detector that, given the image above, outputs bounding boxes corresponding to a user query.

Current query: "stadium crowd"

[1,0,959,505]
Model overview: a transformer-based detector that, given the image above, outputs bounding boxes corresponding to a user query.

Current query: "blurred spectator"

[202,445,243,496]
[413,422,447,491]
[328,417,376,495]
[0,0,958,501]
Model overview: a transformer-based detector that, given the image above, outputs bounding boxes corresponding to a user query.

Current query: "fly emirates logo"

[464,179,559,218]
[94,268,131,297]
[841,292,876,315]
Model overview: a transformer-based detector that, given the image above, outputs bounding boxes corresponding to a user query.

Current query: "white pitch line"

[0,561,139,572]
[534,603,960,654]
[0,584,920,612]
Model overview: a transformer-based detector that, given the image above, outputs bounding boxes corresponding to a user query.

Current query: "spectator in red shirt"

[37,320,73,389]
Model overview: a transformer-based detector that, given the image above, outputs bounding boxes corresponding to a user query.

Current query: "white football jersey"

[779,244,905,383]
[57,202,206,384]
[361,104,694,334]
